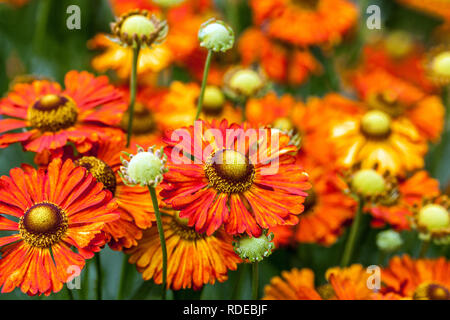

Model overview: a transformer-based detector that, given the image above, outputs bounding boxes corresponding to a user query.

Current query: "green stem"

[340,198,364,267]
[66,285,75,300]
[148,186,167,300]
[95,254,103,300]
[117,254,130,300]
[33,0,51,54]
[126,45,141,148]
[419,240,430,258]
[252,262,259,300]
[231,264,246,300]
[195,49,213,121]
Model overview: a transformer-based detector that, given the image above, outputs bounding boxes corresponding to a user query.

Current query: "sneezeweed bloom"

[73,136,157,250]
[411,196,450,245]
[161,120,310,237]
[380,255,450,300]
[198,18,234,53]
[425,46,450,86]
[239,28,322,85]
[353,69,445,141]
[0,158,119,295]
[263,265,376,300]
[250,0,358,47]
[110,10,168,48]
[331,106,428,176]
[0,71,126,153]
[119,145,168,187]
[369,171,440,230]
[233,230,275,262]
[126,210,241,290]
[88,33,173,81]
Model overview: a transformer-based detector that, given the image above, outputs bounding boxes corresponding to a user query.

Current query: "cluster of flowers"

[0,0,449,300]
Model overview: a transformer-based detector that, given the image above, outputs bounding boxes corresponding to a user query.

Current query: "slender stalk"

[431,85,449,176]
[33,0,52,54]
[66,286,75,300]
[341,198,364,267]
[419,240,430,258]
[148,186,167,300]
[194,49,213,121]
[231,264,246,300]
[117,254,130,300]
[95,254,103,300]
[126,45,141,147]
[252,262,259,300]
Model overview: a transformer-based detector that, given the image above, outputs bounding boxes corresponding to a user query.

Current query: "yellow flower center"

[75,156,117,195]
[229,69,263,97]
[171,212,204,241]
[317,284,336,300]
[292,0,319,10]
[414,282,450,300]
[202,85,225,115]
[272,117,295,133]
[431,51,450,78]
[120,15,156,38]
[28,94,78,132]
[418,204,450,231]
[385,31,413,59]
[360,110,392,139]
[204,149,255,193]
[120,102,156,135]
[351,169,386,196]
[19,202,68,248]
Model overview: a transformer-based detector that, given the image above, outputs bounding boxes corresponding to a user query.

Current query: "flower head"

[0,159,119,295]
[120,145,168,187]
[376,230,403,253]
[233,230,275,262]
[412,196,450,244]
[198,18,234,52]
[110,10,168,48]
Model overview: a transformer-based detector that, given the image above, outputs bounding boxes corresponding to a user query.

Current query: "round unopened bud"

[119,146,168,187]
[198,19,234,52]
[121,15,156,38]
[376,229,403,252]
[351,169,386,197]
[385,31,413,58]
[431,51,450,78]
[361,110,391,138]
[233,230,274,263]
[418,204,450,231]
[229,69,264,97]
[203,85,225,113]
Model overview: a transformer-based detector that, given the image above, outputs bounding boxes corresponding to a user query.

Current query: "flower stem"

[194,49,213,121]
[126,44,141,148]
[95,253,103,300]
[117,254,130,300]
[148,186,167,300]
[341,198,364,267]
[252,262,259,300]
[33,0,51,54]
[419,240,430,258]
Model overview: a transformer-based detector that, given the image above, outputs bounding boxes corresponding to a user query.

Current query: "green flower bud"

[351,169,386,197]
[418,204,450,231]
[376,229,403,252]
[233,230,275,263]
[198,18,234,52]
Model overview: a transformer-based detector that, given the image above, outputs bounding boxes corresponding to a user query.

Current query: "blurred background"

[0,0,449,299]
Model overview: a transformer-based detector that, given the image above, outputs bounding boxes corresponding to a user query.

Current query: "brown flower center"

[28,94,78,132]
[204,149,255,193]
[292,0,319,10]
[120,102,156,135]
[413,282,450,300]
[171,212,205,240]
[19,202,68,248]
[317,284,335,300]
[75,156,117,194]
[303,187,317,215]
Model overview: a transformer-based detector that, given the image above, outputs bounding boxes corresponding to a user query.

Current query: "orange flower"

[250,0,358,46]
[330,101,428,176]
[161,120,310,237]
[126,210,241,290]
[263,265,377,300]
[380,255,450,299]
[155,81,241,131]
[88,33,173,82]
[293,155,356,246]
[0,158,119,295]
[239,28,322,85]
[353,69,445,142]
[369,171,440,230]
[0,71,126,153]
